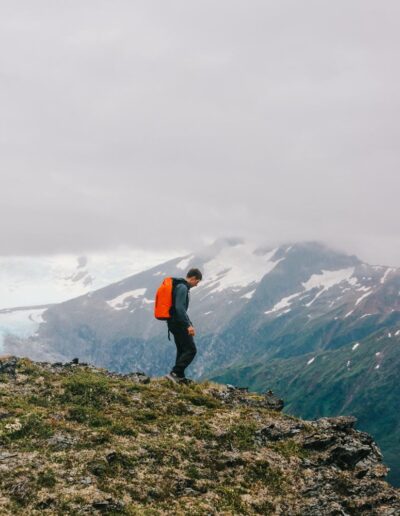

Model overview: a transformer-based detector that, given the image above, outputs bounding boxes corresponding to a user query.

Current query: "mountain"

[3,238,400,485]
[0,355,399,514]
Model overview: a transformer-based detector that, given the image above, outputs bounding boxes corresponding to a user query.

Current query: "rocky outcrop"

[0,356,399,515]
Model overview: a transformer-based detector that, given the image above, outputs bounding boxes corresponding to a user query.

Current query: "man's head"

[186,268,202,287]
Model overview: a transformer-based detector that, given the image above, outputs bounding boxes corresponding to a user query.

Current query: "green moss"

[245,460,285,494]
[27,395,52,408]
[37,468,57,488]
[87,452,137,479]
[8,413,54,440]
[219,421,258,450]
[61,372,113,408]
[16,359,43,378]
[111,422,138,437]
[164,400,192,416]
[80,429,112,447]
[271,439,308,459]
[132,409,158,422]
[186,464,201,480]
[251,499,275,514]
[185,418,215,440]
[66,406,111,428]
[180,392,221,409]
[215,486,248,513]
[5,476,36,507]
[125,383,144,393]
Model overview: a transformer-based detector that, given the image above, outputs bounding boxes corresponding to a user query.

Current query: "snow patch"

[204,311,213,315]
[106,288,147,310]
[302,268,356,307]
[395,330,400,337]
[380,268,395,284]
[352,342,360,351]
[375,364,380,370]
[307,357,315,365]
[176,255,193,271]
[200,244,282,294]
[264,292,301,315]
[241,289,256,299]
[355,289,373,306]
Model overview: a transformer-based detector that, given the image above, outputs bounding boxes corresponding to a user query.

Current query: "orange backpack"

[154,277,185,320]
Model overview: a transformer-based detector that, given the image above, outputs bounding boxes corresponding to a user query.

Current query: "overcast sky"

[1,1,399,266]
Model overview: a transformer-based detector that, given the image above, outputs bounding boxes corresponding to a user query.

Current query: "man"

[165,268,202,384]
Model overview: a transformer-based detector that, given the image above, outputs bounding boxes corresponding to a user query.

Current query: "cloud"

[0,1,399,265]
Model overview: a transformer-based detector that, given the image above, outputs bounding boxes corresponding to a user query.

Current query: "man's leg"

[171,330,184,377]
[171,327,197,378]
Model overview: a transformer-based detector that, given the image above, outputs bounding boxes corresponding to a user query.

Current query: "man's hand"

[187,326,196,336]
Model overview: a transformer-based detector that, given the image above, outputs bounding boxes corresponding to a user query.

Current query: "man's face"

[187,276,201,288]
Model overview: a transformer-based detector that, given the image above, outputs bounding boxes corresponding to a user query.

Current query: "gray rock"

[312,416,357,432]
[0,356,18,377]
[328,444,372,469]
[255,422,301,444]
[47,433,75,450]
[262,390,284,411]
[303,434,337,451]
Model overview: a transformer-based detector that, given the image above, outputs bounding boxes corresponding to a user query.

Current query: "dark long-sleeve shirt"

[170,280,193,328]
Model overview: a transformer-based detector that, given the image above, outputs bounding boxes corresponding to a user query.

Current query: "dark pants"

[168,322,197,377]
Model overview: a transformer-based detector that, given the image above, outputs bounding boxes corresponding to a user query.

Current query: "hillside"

[0,356,399,515]
[207,324,400,487]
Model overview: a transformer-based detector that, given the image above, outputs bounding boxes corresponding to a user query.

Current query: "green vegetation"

[219,421,258,450]
[245,460,285,494]
[0,356,397,514]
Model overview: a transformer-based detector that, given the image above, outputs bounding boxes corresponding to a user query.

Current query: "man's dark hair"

[187,268,202,280]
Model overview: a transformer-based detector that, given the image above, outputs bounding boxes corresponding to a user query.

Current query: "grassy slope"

[0,357,320,515]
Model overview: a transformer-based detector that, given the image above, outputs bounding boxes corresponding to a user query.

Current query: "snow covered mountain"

[3,238,400,484]
[4,238,399,371]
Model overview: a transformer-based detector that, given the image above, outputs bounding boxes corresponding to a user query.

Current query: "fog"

[1,1,399,266]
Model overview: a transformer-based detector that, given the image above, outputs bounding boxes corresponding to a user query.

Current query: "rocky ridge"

[0,355,399,515]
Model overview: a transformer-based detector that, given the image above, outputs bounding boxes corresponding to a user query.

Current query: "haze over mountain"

[2,2,400,268]
[0,248,178,350]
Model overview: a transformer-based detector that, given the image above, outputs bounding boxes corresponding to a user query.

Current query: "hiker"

[165,268,202,384]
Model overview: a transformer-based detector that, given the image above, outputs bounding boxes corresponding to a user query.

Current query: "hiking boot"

[179,377,194,385]
[165,372,185,384]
